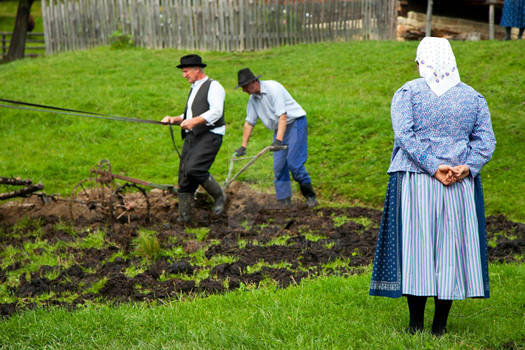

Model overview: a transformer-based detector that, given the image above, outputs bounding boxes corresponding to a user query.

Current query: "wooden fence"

[41,0,397,55]
[1,32,46,60]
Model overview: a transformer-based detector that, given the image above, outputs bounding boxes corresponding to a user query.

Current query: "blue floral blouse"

[387,78,496,177]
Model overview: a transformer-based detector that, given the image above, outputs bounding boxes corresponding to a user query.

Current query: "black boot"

[407,295,427,334]
[177,192,193,224]
[201,175,227,215]
[432,298,453,336]
[503,27,511,40]
[299,183,318,208]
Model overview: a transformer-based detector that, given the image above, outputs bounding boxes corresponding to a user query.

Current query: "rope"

[0,98,181,156]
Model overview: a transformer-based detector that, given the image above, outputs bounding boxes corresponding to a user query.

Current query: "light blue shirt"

[245,80,306,130]
[387,78,496,177]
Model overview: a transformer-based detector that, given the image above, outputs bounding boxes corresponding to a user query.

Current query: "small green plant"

[321,258,352,272]
[349,216,376,230]
[208,255,238,266]
[78,230,106,249]
[124,265,146,278]
[331,214,350,228]
[240,220,252,231]
[109,30,135,49]
[13,217,44,237]
[238,239,247,249]
[53,221,77,236]
[265,235,292,246]
[323,241,336,249]
[134,229,162,263]
[304,233,327,242]
[185,227,210,241]
[107,251,127,263]
[86,278,107,294]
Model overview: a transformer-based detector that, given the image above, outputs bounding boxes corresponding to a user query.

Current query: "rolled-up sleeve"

[200,80,225,125]
[245,99,258,126]
[272,86,287,117]
[391,87,441,175]
[466,96,496,177]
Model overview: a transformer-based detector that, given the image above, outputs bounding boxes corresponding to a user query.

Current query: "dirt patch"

[0,182,523,319]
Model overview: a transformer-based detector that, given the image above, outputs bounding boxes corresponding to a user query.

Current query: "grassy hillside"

[0,41,524,221]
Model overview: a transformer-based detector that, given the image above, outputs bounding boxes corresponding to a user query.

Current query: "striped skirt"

[401,172,485,299]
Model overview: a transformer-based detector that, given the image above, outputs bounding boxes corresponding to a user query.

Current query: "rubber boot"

[432,298,453,336]
[518,28,524,40]
[503,27,511,40]
[278,197,291,207]
[299,183,318,208]
[407,295,427,334]
[177,192,193,224]
[201,175,227,215]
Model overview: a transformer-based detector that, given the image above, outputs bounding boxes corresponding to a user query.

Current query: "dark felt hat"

[235,68,262,88]
[177,54,207,69]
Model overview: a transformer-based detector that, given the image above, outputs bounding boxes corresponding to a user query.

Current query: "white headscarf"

[416,37,461,97]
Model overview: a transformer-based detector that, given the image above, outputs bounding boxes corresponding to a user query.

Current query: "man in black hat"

[234,68,317,207]
[161,54,227,223]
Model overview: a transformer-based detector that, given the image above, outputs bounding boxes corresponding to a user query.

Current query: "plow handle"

[222,144,287,190]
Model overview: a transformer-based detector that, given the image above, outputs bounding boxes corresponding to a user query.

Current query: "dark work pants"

[178,131,222,193]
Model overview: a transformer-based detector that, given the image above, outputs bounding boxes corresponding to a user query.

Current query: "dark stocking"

[432,298,453,336]
[407,295,427,333]
[518,28,524,39]
[504,27,511,40]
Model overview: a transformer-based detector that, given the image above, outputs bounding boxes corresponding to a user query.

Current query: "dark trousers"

[178,131,222,193]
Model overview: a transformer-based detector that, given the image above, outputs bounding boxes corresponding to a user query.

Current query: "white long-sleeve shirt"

[184,76,225,135]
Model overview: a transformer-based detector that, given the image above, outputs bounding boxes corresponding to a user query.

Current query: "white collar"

[191,76,209,89]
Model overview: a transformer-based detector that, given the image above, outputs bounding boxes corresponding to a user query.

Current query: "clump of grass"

[78,230,106,249]
[331,214,350,228]
[86,278,107,294]
[208,255,238,267]
[124,265,146,278]
[185,227,210,241]
[304,233,327,242]
[134,229,162,263]
[264,235,292,246]
[348,216,377,230]
[53,220,77,236]
[12,217,44,238]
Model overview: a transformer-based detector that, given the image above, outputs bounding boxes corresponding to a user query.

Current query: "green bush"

[109,30,135,49]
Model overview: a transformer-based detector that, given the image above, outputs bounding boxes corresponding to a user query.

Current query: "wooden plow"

[69,159,176,223]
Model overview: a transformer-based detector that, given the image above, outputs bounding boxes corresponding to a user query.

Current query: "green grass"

[0,264,523,349]
[1,41,523,221]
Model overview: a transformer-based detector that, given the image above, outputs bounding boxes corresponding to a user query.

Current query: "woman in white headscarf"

[369,37,496,336]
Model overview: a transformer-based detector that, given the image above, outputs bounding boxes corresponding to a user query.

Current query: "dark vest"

[182,79,225,139]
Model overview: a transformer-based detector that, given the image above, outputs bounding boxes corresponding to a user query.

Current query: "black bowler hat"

[235,68,262,88]
[177,54,207,69]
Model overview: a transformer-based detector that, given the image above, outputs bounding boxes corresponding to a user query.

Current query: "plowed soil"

[0,182,524,319]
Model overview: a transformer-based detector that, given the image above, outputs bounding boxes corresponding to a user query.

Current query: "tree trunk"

[5,0,35,62]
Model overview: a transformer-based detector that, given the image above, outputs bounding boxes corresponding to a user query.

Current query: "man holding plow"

[234,68,317,207]
[161,54,227,223]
